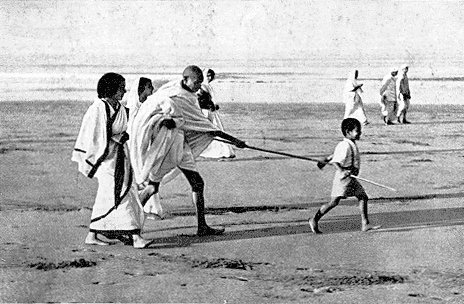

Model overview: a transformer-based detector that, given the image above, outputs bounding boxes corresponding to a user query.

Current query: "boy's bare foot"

[84,233,110,246]
[308,218,322,234]
[197,225,225,236]
[361,224,382,232]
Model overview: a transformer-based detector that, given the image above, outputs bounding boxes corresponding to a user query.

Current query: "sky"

[1,0,464,68]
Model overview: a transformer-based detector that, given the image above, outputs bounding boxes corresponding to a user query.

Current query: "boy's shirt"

[330,138,360,169]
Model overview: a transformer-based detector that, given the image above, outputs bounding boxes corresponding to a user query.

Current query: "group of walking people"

[343,64,411,125]
[72,64,413,247]
[72,65,245,248]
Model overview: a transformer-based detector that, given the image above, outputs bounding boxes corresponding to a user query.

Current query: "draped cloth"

[379,70,398,122]
[199,81,235,158]
[343,70,368,125]
[124,77,143,130]
[72,98,144,233]
[128,79,219,185]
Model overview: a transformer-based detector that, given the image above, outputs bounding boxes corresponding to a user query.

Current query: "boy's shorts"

[331,173,367,199]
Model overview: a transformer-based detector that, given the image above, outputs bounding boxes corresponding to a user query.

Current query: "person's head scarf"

[123,76,142,113]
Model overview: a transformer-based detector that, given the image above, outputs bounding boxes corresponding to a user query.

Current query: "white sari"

[72,98,144,233]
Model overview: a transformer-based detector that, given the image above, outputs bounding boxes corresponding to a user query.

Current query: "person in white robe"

[396,64,411,124]
[198,69,236,159]
[343,69,369,126]
[124,76,166,219]
[379,67,398,125]
[128,65,246,236]
[72,72,152,248]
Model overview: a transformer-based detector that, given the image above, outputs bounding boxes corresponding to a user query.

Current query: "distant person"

[396,64,411,124]
[72,72,153,249]
[310,118,380,233]
[379,68,398,125]
[128,65,246,236]
[125,77,154,122]
[198,68,236,159]
[343,69,369,126]
[124,76,165,219]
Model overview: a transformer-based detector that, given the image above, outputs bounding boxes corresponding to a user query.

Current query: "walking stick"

[350,176,397,192]
[214,138,320,162]
[214,138,397,192]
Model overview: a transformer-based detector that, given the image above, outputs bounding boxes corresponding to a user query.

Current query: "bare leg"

[359,195,381,231]
[192,191,225,236]
[181,169,225,236]
[309,197,341,234]
[359,196,369,229]
[402,112,410,124]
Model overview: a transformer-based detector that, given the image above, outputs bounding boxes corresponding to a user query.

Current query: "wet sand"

[1,102,464,303]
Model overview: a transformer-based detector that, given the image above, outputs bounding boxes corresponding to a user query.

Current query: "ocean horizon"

[1,56,464,105]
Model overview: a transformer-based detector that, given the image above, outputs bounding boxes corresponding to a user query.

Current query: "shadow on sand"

[144,207,464,249]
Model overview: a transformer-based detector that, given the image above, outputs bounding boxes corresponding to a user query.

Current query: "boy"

[310,118,380,233]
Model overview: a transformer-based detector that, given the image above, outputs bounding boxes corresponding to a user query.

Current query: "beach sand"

[1,102,464,303]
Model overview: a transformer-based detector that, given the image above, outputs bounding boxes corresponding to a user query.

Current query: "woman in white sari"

[125,76,165,219]
[72,73,152,248]
[343,69,369,125]
[198,69,236,159]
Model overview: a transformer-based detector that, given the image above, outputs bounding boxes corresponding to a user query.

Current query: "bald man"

[128,65,245,236]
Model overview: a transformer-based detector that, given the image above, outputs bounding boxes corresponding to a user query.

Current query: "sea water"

[1,56,464,105]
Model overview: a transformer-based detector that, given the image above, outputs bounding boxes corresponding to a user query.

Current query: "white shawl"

[128,79,219,185]
[72,98,112,177]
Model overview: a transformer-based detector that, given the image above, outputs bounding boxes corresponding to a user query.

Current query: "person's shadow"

[143,206,464,249]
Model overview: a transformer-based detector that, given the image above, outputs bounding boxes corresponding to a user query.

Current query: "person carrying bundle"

[128,65,246,236]
[310,118,380,233]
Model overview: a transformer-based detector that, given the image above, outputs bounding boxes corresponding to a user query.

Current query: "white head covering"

[124,77,142,114]
[400,64,409,70]
[344,69,363,93]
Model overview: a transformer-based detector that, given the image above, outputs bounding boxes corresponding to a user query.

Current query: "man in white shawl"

[198,68,236,159]
[343,69,369,126]
[129,65,246,236]
[379,67,398,125]
[72,72,152,248]
[396,64,411,124]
